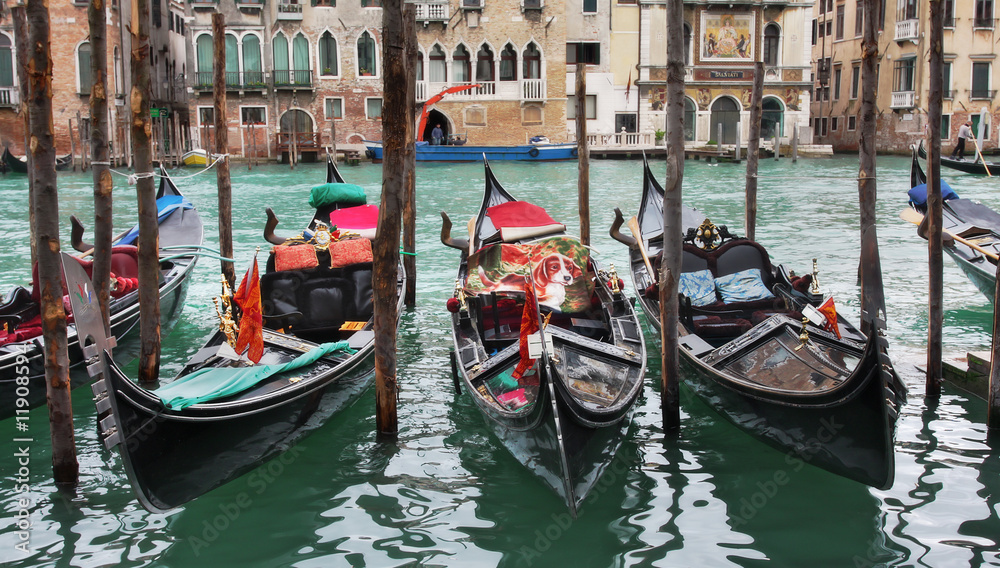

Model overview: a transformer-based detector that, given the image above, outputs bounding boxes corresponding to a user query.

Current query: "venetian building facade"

[0,0,128,158]
[811,0,1000,153]
[412,0,568,145]
[625,0,814,146]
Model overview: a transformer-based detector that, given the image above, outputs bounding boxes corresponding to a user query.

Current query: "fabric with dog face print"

[465,237,593,313]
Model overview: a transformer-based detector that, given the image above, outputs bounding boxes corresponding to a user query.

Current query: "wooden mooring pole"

[213,13,235,291]
[130,0,162,384]
[744,61,764,242]
[402,2,417,307]
[576,63,590,247]
[26,0,79,483]
[375,0,407,435]
[69,118,78,171]
[12,6,35,265]
[89,0,114,328]
[926,0,945,398]
[660,0,685,431]
[858,0,887,334]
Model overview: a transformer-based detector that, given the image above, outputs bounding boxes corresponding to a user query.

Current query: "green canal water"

[1,155,999,567]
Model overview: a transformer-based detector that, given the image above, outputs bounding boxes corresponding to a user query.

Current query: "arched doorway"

[761,97,784,140]
[279,109,317,162]
[710,97,740,145]
[421,109,450,143]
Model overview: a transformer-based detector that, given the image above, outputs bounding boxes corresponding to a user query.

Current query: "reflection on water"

[1,157,999,566]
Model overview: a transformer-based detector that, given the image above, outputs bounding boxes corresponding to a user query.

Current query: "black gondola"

[905,144,1000,302]
[440,160,645,516]
[610,158,904,489]
[1,146,73,173]
[918,139,1000,176]
[72,157,405,513]
[0,166,202,419]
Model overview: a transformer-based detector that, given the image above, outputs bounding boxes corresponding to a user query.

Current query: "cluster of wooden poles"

[15,0,999,489]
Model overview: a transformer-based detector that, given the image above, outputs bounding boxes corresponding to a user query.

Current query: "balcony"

[235,0,264,8]
[277,2,303,20]
[521,78,545,100]
[190,0,217,8]
[971,89,997,100]
[895,19,919,42]
[891,91,915,108]
[522,0,542,10]
[0,87,19,108]
[414,1,449,22]
[193,71,268,92]
[461,0,483,8]
[274,69,313,89]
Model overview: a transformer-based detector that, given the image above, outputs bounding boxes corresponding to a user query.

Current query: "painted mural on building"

[701,13,753,62]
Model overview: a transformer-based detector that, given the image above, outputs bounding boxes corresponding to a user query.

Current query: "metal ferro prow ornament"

[695,218,722,250]
[811,258,821,294]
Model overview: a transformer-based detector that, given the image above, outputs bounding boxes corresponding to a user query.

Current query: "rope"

[106,153,230,184]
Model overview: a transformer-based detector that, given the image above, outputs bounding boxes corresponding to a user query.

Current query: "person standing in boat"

[952,120,973,160]
[431,124,444,146]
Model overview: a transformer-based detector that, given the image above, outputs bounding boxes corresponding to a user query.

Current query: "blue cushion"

[715,268,774,304]
[679,269,718,307]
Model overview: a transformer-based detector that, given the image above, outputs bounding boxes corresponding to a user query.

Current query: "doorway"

[709,97,740,145]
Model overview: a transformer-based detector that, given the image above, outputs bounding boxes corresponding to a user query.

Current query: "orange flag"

[234,256,264,363]
[817,296,841,339]
[512,281,539,380]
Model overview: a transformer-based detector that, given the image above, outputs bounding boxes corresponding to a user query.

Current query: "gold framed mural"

[701,12,754,62]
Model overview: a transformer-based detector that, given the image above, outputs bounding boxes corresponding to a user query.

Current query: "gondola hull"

[446,160,645,515]
[0,170,203,419]
[100,330,378,512]
[615,158,900,489]
[918,140,1000,176]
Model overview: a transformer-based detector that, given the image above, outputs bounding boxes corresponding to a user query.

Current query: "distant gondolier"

[952,121,973,160]
[431,124,444,146]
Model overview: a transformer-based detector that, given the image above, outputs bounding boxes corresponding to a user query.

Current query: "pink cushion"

[329,205,379,238]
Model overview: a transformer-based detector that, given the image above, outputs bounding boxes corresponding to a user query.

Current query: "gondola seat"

[260,262,373,337]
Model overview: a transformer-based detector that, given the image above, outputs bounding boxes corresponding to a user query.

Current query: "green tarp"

[156,341,354,410]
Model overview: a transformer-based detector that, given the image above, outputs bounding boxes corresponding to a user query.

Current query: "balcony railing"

[190,0,218,8]
[194,71,267,90]
[0,87,20,108]
[414,1,449,21]
[971,89,997,99]
[277,2,303,19]
[895,19,919,42]
[891,90,915,108]
[276,132,321,152]
[522,78,545,100]
[274,69,313,89]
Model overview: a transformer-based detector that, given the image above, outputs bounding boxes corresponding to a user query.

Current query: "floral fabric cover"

[714,268,774,304]
[679,269,718,307]
[465,236,592,313]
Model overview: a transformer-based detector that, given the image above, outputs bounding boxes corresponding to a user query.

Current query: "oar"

[75,227,133,258]
[625,216,657,284]
[899,207,999,262]
[971,137,993,177]
[467,216,476,256]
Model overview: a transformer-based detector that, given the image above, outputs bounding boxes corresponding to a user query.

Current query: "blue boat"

[364,140,578,162]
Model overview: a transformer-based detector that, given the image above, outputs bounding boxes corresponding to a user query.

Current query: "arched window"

[500,43,517,81]
[77,41,92,94]
[225,34,239,87]
[415,51,424,82]
[683,24,692,66]
[243,35,263,86]
[763,24,780,67]
[197,34,213,87]
[429,44,446,82]
[684,98,696,141]
[761,97,784,139]
[476,44,494,82]
[0,34,13,90]
[319,31,338,77]
[273,33,289,84]
[114,46,123,94]
[292,33,310,84]
[453,45,470,83]
[522,42,540,79]
[357,31,376,76]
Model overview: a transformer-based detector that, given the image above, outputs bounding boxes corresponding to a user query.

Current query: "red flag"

[234,257,264,363]
[817,296,841,339]
[511,281,539,380]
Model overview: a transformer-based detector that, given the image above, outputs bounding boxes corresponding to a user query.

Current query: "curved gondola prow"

[157,164,181,199]
[609,207,637,247]
[327,155,346,184]
[473,157,517,250]
[439,211,469,251]
[638,156,666,243]
[911,143,927,188]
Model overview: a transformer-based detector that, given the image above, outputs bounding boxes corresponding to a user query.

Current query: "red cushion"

[329,238,373,268]
[274,245,319,272]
